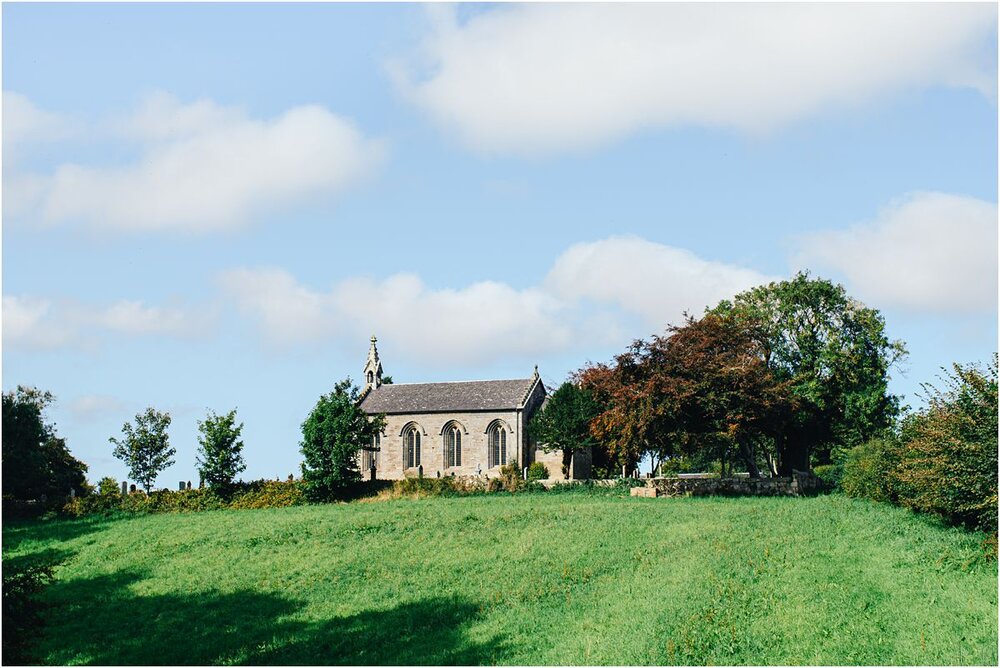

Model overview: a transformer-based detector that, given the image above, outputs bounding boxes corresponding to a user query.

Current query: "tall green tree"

[528,381,601,477]
[300,378,386,501]
[2,386,88,500]
[196,409,246,492]
[711,272,906,474]
[110,408,174,492]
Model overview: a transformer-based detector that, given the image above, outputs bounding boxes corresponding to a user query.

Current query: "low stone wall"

[649,470,821,497]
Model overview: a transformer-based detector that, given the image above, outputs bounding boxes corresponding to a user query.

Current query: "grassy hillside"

[4,492,996,665]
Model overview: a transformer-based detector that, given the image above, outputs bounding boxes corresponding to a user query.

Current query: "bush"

[498,461,525,492]
[840,438,898,503]
[227,479,305,510]
[96,476,120,497]
[61,479,305,517]
[527,461,549,482]
[3,557,59,664]
[891,359,998,532]
[812,464,842,489]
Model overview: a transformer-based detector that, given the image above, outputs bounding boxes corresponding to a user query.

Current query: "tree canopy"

[196,409,246,492]
[300,378,386,501]
[711,272,906,473]
[528,381,601,476]
[579,312,796,477]
[2,386,88,500]
[110,407,175,492]
[578,273,904,477]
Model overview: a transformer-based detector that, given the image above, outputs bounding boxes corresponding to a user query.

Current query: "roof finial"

[364,335,383,391]
[533,364,539,378]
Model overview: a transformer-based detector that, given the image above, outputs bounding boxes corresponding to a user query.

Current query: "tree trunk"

[740,440,761,478]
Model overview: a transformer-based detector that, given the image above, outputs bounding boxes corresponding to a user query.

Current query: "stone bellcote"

[363,335,383,392]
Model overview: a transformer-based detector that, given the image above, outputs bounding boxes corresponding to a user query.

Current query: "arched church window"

[488,425,507,469]
[404,426,421,469]
[444,424,462,468]
[367,371,374,385]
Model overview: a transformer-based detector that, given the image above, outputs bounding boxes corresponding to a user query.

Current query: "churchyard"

[4,490,996,665]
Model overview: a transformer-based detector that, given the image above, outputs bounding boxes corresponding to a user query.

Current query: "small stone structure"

[649,470,820,497]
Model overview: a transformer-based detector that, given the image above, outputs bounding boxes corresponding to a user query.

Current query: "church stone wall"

[374,410,526,480]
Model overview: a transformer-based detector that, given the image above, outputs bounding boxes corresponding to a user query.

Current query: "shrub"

[227,479,305,510]
[498,461,525,493]
[812,464,842,489]
[61,480,306,517]
[840,438,898,503]
[96,476,120,497]
[527,461,549,482]
[3,557,59,664]
[892,359,998,532]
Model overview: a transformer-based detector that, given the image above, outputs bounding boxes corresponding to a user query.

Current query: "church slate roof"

[360,378,539,414]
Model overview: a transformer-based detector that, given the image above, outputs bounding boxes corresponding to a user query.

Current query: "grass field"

[4,491,997,665]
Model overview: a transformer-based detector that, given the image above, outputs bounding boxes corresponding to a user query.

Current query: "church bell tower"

[363,335,383,392]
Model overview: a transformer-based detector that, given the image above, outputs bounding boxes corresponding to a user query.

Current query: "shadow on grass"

[38,570,516,665]
[2,516,112,553]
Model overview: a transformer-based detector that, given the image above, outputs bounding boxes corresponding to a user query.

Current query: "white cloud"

[546,236,773,325]
[5,92,386,232]
[3,91,77,145]
[2,295,74,350]
[219,267,337,343]
[393,3,997,155]
[93,300,212,337]
[794,192,998,314]
[221,236,768,363]
[2,295,213,350]
[220,268,580,364]
[67,394,129,422]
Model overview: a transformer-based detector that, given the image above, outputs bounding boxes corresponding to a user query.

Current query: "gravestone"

[129,484,136,494]
[121,481,128,495]
[187,481,192,490]
[369,465,377,481]
[523,466,528,481]
[69,487,75,499]
[179,481,186,491]
[417,464,423,479]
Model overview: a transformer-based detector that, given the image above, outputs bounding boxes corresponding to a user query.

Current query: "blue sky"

[3,2,997,486]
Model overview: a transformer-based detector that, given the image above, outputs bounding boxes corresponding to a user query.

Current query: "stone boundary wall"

[649,470,820,497]
[540,470,822,497]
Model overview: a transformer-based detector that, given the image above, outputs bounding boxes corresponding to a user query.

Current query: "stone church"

[356,336,586,481]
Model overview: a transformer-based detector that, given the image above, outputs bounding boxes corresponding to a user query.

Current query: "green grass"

[3,492,996,665]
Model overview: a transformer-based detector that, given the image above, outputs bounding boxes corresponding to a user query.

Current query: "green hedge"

[61,479,305,518]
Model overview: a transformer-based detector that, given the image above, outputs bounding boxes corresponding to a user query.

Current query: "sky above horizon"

[3,2,998,486]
